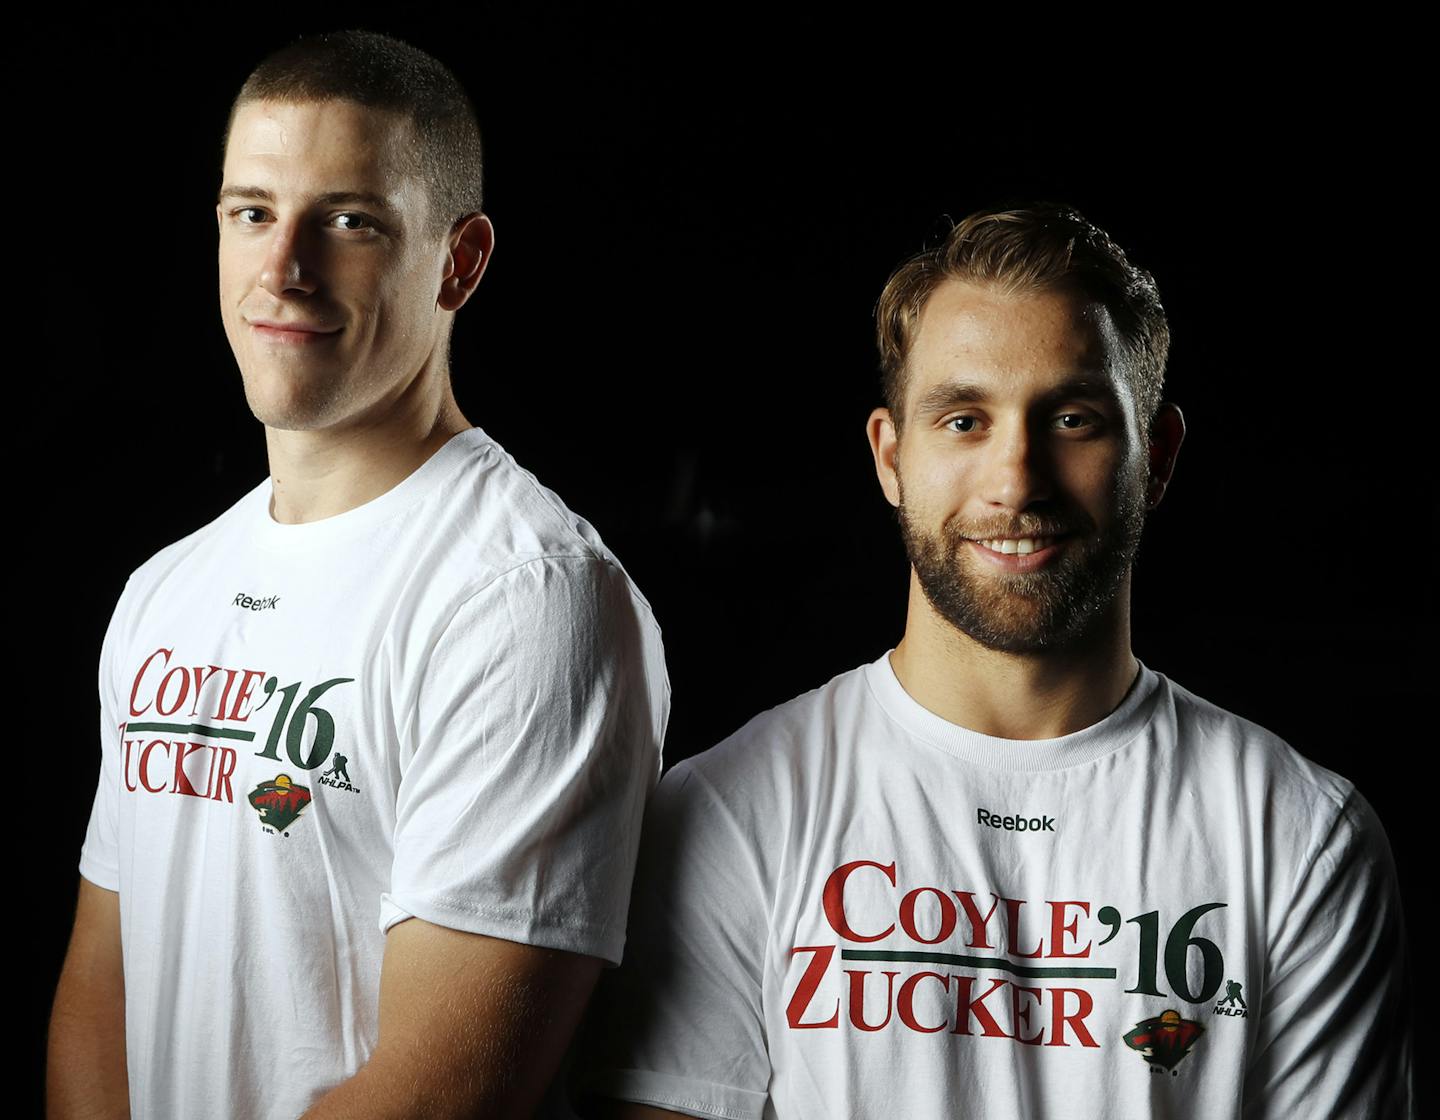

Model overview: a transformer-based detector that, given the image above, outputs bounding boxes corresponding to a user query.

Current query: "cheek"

[900,445,975,504]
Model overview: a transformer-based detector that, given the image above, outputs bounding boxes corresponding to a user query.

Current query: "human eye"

[944,414,981,434]
[1052,411,1103,434]
[229,206,270,225]
[330,212,374,232]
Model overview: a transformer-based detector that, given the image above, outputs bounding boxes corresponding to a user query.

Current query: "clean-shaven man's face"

[879,280,1152,654]
[217,98,452,433]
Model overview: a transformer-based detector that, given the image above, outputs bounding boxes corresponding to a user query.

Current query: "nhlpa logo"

[248,774,312,834]
[1214,979,1249,1018]
[1123,1009,1205,1074]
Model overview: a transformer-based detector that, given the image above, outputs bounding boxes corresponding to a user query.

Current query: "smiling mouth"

[972,536,1059,556]
[249,322,342,343]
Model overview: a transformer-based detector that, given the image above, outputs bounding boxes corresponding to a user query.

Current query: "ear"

[867,407,902,508]
[438,213,495,312]
[1145,402,1185,509]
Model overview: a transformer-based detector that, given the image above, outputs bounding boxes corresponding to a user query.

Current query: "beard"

[897,467,1148,655]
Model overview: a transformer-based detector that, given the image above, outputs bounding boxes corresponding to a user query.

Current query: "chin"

[241,382,344,432]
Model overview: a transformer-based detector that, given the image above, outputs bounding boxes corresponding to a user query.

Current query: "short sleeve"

[79,581,131,891]
[581,763,772,1120]
[381,555,667,965]
[1243,788,1413,1118]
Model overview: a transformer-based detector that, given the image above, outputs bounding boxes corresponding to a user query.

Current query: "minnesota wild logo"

[1123,1009,1205,1074]
[248,774,312,833]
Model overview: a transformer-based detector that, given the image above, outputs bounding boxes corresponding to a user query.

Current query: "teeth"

[979,537,1053,555]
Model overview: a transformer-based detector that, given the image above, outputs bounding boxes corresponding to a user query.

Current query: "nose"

[258,218,318,298]
[980,419,1053,511]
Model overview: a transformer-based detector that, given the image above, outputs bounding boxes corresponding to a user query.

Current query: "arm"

[301,917,601,1119]
[47,879,128,1120]
[1242,789,1413,1119]
[579,765,772,1120]
[312,557,664,1117]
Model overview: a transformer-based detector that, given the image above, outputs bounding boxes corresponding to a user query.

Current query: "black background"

[23,9,1431,1115]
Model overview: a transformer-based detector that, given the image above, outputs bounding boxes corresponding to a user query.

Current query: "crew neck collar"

[864,649,1161,771]
[247,428,493,551]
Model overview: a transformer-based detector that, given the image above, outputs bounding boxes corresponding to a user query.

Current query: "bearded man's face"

[879,281,1153,654]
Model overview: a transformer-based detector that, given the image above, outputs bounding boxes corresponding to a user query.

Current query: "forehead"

[906,279,1128,405]
[222,98,422,203]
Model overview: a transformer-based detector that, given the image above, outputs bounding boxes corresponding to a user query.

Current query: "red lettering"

[229,670,267,722]
[187,665,225,719]
[170,741,208,797]
[123,738,139,792]
[953,891,1002,949]
[822,860,896,943]
[1048,900,1092,959]
[950,976,1009,1038]
[155,666,190,718]
[139,740,169,793]
[1003,897,1044,959]
[212,668,239,722]
[897,971,950,1033]
[786,945,839,1029]
[899,887,957,945]
[1011,984,1045,1045]
[129,648,172,717]
[1046,986,1098,1048]
[845,969,898,1031]
[211,747,237,804]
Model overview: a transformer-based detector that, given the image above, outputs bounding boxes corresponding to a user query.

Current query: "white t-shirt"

[80,427,670,1120]
[587,653,1410,1119]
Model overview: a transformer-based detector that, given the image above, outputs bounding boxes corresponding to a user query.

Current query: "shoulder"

[1160,673,1354,819]
[1155,673,1393,879]
[663,660,875,815]
[413,430,655,617]
[444,429,619,568]
[112,479,270,610]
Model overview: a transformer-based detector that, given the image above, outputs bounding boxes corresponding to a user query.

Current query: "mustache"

[946,517,1085,540]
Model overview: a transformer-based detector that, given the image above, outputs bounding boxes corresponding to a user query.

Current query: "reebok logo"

[233,592,280,611]
[977,807,1056,833]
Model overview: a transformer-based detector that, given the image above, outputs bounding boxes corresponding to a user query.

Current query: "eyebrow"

[912,376,1119,416]
[216,185,398,213]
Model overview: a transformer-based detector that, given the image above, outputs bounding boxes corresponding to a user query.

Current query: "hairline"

[890,274,1154,433]
[221,92,457,238]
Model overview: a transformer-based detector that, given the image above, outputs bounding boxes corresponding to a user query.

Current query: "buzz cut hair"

[875,203,1170,429]
[223,29,484,236]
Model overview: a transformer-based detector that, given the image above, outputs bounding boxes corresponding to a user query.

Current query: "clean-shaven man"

[585,204,1410,1118]
[48,30,668,1119]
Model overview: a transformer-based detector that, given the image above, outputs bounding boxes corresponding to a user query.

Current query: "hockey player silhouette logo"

[318,751,359,793]
[247,774,312,833]
[1123,1009,1205,1074]
[1214,979,1249,1017]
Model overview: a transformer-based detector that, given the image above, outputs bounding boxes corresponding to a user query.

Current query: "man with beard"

[582,205,1411,1118]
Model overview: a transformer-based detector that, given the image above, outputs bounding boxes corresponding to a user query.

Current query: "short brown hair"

[223,29,483,236]
[875,204,1169,427]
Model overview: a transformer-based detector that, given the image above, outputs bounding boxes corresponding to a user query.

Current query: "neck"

[889,571,1139,739]
[264,366,471,525]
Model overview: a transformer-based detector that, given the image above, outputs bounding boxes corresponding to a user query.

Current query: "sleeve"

[580,763,772,1120]
[78,580,132,891]
[380,555,668,965]
[1242,787,1414,1119]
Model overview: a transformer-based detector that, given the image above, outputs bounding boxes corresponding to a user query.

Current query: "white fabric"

[80,427,669,1120]
[588,653,1410,1119]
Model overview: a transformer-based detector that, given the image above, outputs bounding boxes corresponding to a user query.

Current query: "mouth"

[248,320,342,344]
[971,536,1058,556]
[965,535,1068,572]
